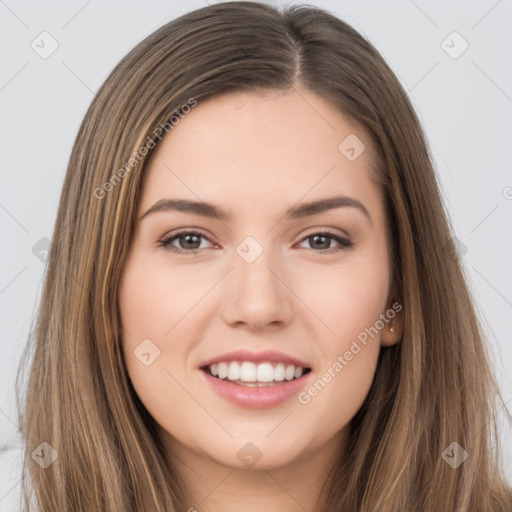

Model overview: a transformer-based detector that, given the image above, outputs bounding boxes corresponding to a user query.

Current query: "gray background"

[1,0,511,509]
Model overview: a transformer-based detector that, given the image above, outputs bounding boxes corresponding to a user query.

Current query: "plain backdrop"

[1,0,511,509]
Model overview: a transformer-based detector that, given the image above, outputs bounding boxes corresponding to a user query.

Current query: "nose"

[220,246,294,331]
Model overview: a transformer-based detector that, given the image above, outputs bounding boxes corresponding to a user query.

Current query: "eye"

[158,229,354,256]
[158,230,215,255]
[296,231,353,254]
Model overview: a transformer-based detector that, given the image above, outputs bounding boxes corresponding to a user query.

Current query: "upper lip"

[199,349,311,369]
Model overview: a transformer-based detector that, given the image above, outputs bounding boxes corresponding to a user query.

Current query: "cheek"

[294,250,389,422]
[303,258,389,346]
[118,255,215,406]
[118,256,209,341]
[118,258,180,390]
[296,282,384,435]
[118,259,193,433]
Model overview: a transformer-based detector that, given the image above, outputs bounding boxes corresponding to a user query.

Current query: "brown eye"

[158,230,214,255]
[158,230,353,256]
[297,232,353,253]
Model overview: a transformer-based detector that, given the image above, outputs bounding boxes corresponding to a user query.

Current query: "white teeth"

[217,362,228,380]
[256,362,274,382]
[228,361,240,380]
[206,361,308,383]
[240,361,256,382]
[284,364,295,381]
[274,363,285,381]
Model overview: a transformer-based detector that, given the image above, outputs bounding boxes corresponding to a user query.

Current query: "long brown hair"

[17,2,512,510]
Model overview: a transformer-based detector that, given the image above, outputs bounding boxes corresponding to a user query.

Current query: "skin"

[118,87,403,512]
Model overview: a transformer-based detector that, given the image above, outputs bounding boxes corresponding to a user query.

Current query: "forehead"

[139,88,382,219]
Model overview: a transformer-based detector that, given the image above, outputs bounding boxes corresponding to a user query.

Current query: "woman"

[18,2,512,510]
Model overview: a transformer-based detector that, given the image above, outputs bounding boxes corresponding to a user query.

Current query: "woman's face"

[118,88,402,474]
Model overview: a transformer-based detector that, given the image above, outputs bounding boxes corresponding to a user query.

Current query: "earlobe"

[380,307,403,347]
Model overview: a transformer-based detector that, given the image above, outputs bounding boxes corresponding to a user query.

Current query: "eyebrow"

[139,195,372,224]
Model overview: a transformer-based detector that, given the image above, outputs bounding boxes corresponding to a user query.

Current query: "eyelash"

[157,229,354,256]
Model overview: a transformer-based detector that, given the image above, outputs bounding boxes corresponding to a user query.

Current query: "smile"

[203,361,311,386]
[199,361,312,409]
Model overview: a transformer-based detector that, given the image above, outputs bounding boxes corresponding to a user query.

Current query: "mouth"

[201,361,312,387]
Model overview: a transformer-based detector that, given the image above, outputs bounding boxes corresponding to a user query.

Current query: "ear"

[380,298,404,347]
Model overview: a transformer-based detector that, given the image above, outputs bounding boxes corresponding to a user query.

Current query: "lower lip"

[200,369,312,409]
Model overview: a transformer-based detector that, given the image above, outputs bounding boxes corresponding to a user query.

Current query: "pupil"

[182,234,199,249]
[312,235,329,249]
